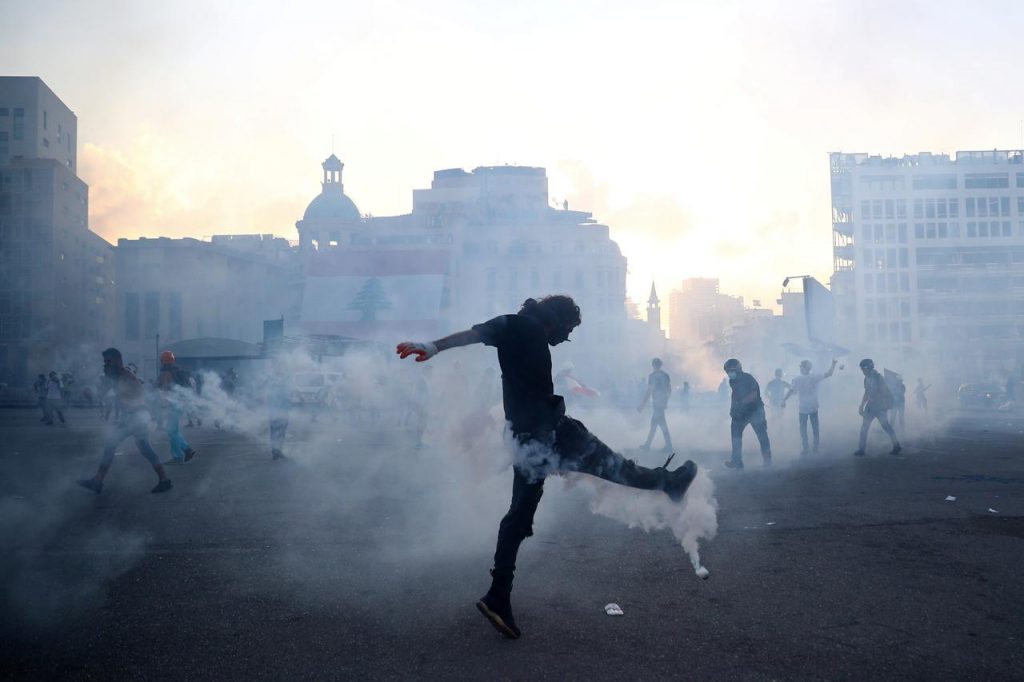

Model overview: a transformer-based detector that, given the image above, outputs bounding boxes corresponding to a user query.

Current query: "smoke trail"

[578,468,718,577]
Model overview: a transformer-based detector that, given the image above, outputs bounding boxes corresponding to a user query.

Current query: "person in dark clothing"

[638,357,672,452]
[397,295,698,640]
[723,358,771,469]
[33,374,48,422]
[854,359,901,457]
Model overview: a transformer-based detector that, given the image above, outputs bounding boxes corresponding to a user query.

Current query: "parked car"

[957,383,1006,409]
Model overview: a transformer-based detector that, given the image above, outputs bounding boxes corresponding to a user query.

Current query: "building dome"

[301,153,361,222]
[303,190,361,222]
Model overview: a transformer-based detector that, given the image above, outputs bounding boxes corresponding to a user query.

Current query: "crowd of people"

[24,292,1010,641]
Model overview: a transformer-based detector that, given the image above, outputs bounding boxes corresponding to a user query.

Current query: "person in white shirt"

[782,359,837,455]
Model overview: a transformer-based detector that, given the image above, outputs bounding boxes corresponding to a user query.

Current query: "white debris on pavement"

[604,603,624,616]
[945,496,956,501]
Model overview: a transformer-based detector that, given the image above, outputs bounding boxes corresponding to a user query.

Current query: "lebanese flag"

[301,249,448,340]
[565,373,600,397]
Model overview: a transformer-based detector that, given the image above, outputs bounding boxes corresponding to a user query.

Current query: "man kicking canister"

[397,295,697,640]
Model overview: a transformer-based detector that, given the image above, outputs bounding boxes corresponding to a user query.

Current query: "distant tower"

[647,281,661,330]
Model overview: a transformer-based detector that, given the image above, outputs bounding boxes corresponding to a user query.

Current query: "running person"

[764,369,789,431]
[396,295,697,640]
[78,348,173,494]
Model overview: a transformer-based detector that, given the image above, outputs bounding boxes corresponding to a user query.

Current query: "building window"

[949,198,959,218]
[125,292,140,340]
[966,197,975,217]
[912,174,957,190]
[899,248,908,267]
[144,291,160,336]
[168,292,182,340]
[914,223,924,239]
[967,221,977,237]
[861,200,870,219]
[965,173,1009,189]
[885,199,895,219]
[872,200,883,220]
[925,198,935,219]
[896,199,907,219]
[913,199,923,219]
[898,224,907,243]
[1000,196,1010,217]
[12,108,24,140]
[938,223,948,239]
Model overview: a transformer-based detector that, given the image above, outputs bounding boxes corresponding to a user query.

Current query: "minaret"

[647,281,661,330]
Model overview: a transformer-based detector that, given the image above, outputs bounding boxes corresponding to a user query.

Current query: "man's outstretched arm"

[396,329,483,362]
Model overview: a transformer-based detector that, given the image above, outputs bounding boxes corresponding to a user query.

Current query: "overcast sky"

[4,0,1024,311]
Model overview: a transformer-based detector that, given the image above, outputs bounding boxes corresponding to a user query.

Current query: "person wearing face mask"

[723,358,772,469]
[77,348,172,495]
[397,295,698,641]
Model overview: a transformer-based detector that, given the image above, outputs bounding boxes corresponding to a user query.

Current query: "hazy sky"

[4,0,1024,312]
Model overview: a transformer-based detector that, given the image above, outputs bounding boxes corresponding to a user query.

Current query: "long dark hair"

[519,295,581,329]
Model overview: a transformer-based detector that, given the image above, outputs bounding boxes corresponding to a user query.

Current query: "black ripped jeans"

[490,416,670,589]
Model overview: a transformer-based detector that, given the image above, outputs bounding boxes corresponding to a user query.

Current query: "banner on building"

[803,277,835,344]
[301,250,448,341]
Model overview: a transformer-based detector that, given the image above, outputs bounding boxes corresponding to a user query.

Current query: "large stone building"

[0,77,114,386]
[667,277,744,347]
[830,149,1024,372]
[114,234,297,377]
[295,156,631,375]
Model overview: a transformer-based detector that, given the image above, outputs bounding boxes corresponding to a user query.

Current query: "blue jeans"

[164,403,191,460]
[100,410,160,468]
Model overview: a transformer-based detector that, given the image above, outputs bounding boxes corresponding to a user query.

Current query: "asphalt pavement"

[1,406,1022,681]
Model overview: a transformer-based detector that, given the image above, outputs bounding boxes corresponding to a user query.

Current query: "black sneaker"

[724,459,744,469]
[853,449,866,457]
[476,594,521,639]
[151,479,173,494]
[889,444,903,456]
[184,448,197,463]
[664,460,697,502]
[77,478,103,494]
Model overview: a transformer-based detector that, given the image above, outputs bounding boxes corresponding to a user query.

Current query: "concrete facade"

[830,149,1024,373]
[295,158,630,376]
[667,277,744,347]
[114,234,298,378]
[0,79,113,387]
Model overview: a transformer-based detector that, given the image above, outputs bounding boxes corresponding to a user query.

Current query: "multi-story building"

[667,277,744,347]
[114,234,297,377]
[830,149,1024,372]
[295,156,630,376]
[0,77,114,386]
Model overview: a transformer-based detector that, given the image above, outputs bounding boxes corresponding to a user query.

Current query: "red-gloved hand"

[396,341,438,362]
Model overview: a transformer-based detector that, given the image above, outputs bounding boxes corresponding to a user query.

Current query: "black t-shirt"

[729,371,764,419]
[472,313,557,434]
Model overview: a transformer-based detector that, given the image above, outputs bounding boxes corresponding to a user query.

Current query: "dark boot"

[664,459,698,502]
[476,570,520,639]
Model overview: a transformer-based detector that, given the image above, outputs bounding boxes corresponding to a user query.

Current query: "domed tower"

[297,154,363,255]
